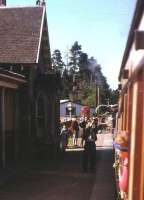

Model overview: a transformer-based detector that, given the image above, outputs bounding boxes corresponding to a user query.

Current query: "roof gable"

[37,12,51,67]
[0,6,46,64]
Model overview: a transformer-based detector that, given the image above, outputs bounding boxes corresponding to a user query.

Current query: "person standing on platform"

[82,120,97,172]
[71,117,79,147]
[60,124,69,152]
[79,117,86,147]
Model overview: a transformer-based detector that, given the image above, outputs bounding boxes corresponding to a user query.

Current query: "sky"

[7,0,136,89]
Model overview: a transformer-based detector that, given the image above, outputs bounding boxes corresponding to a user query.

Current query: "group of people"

[60,117,98,148]
[60,116,99,172]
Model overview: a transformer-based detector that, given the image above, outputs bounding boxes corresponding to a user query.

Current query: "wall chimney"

[0,0,6,6]
[36,0,45,6]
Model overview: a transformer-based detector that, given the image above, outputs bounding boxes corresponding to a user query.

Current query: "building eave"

[0,69,27,89]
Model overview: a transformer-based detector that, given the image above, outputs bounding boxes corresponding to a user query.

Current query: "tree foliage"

[51,42,119,106]
[51,49,64,75]
[69,41,82,73]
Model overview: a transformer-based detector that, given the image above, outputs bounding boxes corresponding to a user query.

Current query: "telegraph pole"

[95,85,100,107]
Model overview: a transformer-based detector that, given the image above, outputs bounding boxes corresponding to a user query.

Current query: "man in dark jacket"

[60,124,69,152]
[82,121,97,172]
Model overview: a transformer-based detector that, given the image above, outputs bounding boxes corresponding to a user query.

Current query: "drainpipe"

[1,88,6,168]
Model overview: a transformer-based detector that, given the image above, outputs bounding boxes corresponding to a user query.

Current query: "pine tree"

[51,49,65,75]
[56,41,115,107]
[69,41,82,73]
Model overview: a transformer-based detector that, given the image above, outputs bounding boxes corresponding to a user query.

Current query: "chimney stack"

[41,0,46,6]
[0,0,6,6]
[36,0,45,6]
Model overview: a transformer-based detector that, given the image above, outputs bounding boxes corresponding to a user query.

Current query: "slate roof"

[0,6,45,64]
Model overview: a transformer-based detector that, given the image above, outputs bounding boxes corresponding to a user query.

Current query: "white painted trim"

[0,6,43,9]
[128,82,138,200]
[36,6,45,64]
